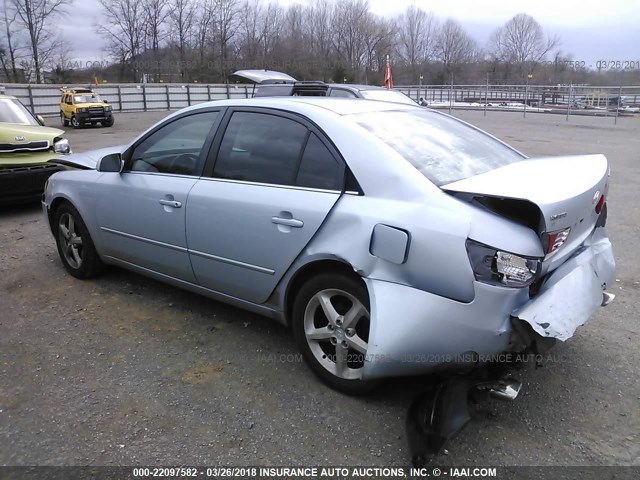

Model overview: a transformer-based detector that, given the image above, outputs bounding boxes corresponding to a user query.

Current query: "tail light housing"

[595,191,606,214]
[466,240,541,288]
[546,227,571,255]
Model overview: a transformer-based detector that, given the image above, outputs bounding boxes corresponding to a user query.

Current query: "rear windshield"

[360,90,417,106]
[352,109,525,185]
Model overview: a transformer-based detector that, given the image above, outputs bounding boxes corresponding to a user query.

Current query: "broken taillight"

[596,181,609,214]
[546,228,571,255]
[595,193,606,214]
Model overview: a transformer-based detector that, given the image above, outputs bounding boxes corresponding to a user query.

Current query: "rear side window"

[213,112,308,186]
[329,89,357,98]
[353,109,525,186]
[296,134,341,190]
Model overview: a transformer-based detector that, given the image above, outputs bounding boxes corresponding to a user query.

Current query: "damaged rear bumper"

[362,227,615,380]
[512,228,615,341]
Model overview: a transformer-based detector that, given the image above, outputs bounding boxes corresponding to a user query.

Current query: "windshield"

[74,94,102,103]
[353,109,525,186]
[360,90,417,106]
[0,98,39,126]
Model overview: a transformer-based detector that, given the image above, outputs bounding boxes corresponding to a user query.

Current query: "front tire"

[53,203,104,279]
[292,273,381,395]
[101,116,114,127]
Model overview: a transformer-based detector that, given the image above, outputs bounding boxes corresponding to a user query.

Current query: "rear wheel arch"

[284,259,367,326]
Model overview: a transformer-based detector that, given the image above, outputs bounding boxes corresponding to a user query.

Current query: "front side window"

[128,111,219,176]
[213,112,308,186]
[353,109,525,186]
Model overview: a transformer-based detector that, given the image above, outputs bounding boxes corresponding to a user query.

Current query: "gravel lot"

[1,109,639,467]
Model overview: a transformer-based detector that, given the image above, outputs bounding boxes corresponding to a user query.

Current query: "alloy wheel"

[303,288,370,380]
[58,212,84,269]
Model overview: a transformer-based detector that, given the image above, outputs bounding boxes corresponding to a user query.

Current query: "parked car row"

[0,86,117,204]
[0,92,71,205]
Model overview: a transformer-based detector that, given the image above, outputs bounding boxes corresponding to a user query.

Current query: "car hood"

[49,145,126,170]
[74,102,110,108]
[0,123,64,141]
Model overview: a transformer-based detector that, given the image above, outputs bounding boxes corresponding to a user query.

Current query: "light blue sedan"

[42,98,615,394]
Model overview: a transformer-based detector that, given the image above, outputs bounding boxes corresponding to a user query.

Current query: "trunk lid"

[230,70,297,84]
[443,154,609,267]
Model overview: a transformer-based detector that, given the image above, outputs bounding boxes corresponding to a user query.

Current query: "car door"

[186,109,345,304]
[95,109,222,282]
[62,94,71,118]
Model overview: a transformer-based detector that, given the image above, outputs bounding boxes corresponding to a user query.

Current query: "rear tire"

[53,202,104,279]
[292,273,381,395]
[60,112,69,127]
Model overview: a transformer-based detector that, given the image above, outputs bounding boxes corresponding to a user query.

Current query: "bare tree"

[237,0,262,66]
[362,15,395,84]
[194,0,215,80]
[303,0,332,79]
[11,0,72,83]
[141,0,171,81]
[45,39,73,83]
[396,6,437,81]
[142,0,170,52]
[331,0,370,73]
[169,0,196,80]
[1,1,25,82]
[259,2,283,66]
[434,18,477,76]
[212,0,240,80]
[490,13,560,80]
[96,0,144,81]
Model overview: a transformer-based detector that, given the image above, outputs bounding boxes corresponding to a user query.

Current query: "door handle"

[271,216,303,228]
[159,199,182,208]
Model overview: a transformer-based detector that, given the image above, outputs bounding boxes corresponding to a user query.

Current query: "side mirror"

[104,100,109,104]
[36,115,45,126]
[97,153,124,173]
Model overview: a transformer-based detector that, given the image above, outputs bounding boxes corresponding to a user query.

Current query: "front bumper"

[76,110,113,123]
[0,163,63,205]
[362,227,615,379]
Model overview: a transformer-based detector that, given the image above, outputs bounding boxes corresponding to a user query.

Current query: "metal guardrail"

[2,83,639,123]
[1,83,255,117]
[396,84,640,123]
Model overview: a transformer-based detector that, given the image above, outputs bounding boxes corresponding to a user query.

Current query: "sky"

[59,0,640,68]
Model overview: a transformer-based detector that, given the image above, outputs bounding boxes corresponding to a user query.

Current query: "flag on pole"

[384,54,393,89]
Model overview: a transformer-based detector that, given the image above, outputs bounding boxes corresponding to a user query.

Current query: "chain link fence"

[3,82,639,124]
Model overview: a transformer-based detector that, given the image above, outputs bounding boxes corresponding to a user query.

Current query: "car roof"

[0,94,18,100]
[327,84,386,92]
[180,96,419,117]
[62,88,94,93]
